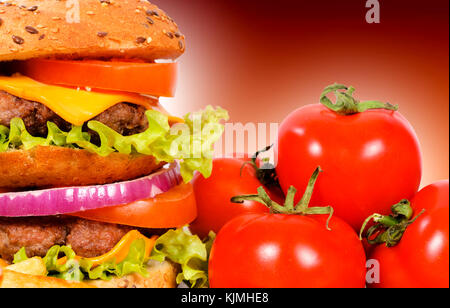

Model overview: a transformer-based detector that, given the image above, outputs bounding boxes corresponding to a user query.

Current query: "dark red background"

[154,0,449,186]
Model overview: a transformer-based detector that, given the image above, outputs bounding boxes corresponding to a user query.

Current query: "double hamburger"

[0,0,226,288]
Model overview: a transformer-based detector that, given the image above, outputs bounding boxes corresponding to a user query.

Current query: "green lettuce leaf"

[43,245,85,281]
[80,238,149,280]
[12,229,215,287]
[12,247,29,264]
[0,106,229,182]
[150,228,215,288]
[0,126,9,152]
[36,239,149,282]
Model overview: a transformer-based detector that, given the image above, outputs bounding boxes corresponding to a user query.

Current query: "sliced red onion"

[0,163,181,217]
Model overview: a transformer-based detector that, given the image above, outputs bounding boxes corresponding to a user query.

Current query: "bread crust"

[0,268,94,288]
[0,260,178,288]
[86,260,179,288]
[0,146,164,188]
[0,0,185,61]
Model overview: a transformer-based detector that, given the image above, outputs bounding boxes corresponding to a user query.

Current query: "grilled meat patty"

[0,90,149,143]
[0,217,134,262]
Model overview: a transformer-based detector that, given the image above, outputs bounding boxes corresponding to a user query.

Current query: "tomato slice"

[69,183,197,229]
[17,59,178,97]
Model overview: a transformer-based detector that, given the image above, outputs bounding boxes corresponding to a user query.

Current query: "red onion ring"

[0,163,181,217]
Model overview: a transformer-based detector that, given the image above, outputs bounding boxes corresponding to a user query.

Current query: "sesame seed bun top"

[0,0,185,62]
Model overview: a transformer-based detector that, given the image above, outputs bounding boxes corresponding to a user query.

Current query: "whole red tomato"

[209,214,367,288]
[276,85,422,230]
[208,168,367,288]
[367,180,449,288]
[191,154,283,239]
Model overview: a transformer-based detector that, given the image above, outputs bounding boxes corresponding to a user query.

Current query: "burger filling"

[0,217,133,262]
[0,60,228,287]
[0,216,214,287]
[0,90,149,144]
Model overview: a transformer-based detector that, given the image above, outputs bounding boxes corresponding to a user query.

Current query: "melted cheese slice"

[0,74,182,126]
[83,231,158,267]
[57,230,157,268]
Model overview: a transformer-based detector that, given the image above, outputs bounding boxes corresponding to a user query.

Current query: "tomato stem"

[359,199,426,247]
[231,187,286,214]
[284,186,297,212]
[232,167,335,230]
[320,83,399,115]
[240,145,281,190]
[295,167,323,212]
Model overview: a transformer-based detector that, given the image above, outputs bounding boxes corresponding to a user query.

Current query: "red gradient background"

[155,0,449,187]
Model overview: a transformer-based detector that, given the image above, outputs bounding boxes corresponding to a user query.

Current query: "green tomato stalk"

[359,200,426,247]
[232,167,334,230]
[240,144,281,189]
[320,83,399,115]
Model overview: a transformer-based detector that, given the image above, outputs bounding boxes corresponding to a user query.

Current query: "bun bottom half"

[0,260,178,288]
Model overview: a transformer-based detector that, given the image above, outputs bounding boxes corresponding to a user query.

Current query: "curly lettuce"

[0,106,229,182]
[13,239,150,282]
[12,247,29,264]
[11,228,215,288]
[150,228,215,288]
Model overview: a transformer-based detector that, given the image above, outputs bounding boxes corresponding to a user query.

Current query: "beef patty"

[0,90,149,143]
[0,217,133,262]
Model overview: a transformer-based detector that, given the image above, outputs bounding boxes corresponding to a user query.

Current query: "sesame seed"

[136,36,146,44]
[146,17,154,25]
[38,34,45,40]
[0,18,3,26]
[25,26,39,34]
[146,10,159,17]
[174,32,182,38]
[52,16,61,21]
[178,40,184,50]
[146,37,152,43]
[86,11,95,15]
[12,35,24,45]
[165,32,174,39]
[97,31,108,38]
[27,6,38,12]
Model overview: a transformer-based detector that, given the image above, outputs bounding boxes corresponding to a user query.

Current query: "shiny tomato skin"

[276,104,422,230]
[191,158,280,239]
[18,59,177,97]
[368,180,449,288]
[209,213,366,288]
[70,183,197,229]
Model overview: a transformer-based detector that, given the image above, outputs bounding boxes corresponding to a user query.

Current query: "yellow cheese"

[0,74,182,126]
[84,231,157,267]
[57,230,158,268]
